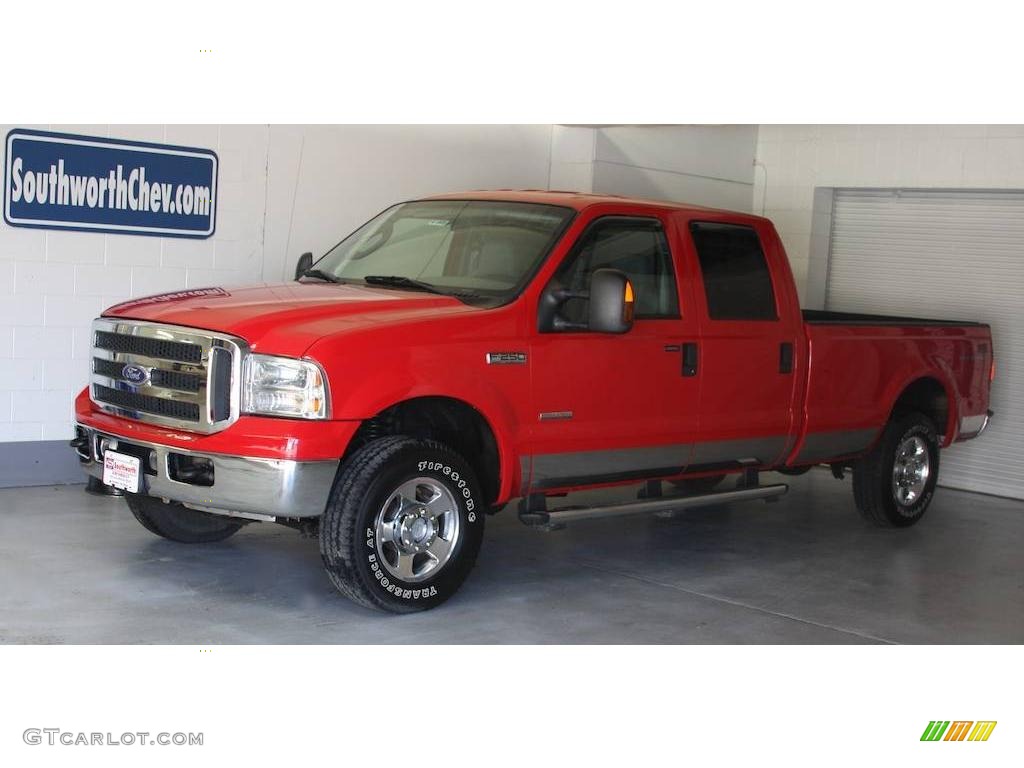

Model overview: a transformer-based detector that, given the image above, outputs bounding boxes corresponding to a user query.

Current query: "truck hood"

[103,282,477,356]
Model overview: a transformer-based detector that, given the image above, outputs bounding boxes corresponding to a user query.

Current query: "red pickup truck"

[71,191,994,612]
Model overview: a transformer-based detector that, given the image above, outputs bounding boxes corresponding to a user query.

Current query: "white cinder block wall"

[262,125,555,287]
[0,122,767,474]
[593,125,756,211]
[549,125,757,212]
[754,125,1024,302]
[13,124,1020,450]
[0,124,270,444]
[0,125,554,448]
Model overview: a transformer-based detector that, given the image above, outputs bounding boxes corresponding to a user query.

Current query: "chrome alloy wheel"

[892,435,930,506]
[374,477,461,583]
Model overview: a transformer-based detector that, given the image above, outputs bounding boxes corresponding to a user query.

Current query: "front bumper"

[74,424,337,520]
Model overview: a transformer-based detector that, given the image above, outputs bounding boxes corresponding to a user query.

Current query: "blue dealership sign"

[4,129,218,238]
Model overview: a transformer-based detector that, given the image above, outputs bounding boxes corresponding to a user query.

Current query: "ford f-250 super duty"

[71,191,995,613]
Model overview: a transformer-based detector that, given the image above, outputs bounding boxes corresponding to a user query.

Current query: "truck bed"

[795,315,992,465]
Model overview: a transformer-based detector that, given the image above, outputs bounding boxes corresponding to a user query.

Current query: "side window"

[554,217,679,325]
[689,221,777,321]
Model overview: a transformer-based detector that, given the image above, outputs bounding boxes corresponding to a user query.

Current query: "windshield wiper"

[301,268,343,283]
[363,275,477,299]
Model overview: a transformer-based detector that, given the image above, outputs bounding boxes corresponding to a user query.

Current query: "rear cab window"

[688,221,777,321]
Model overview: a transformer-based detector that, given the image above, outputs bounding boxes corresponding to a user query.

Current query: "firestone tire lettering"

[363,457,475,600]
[365,526,442,601]
[418,460,475,512]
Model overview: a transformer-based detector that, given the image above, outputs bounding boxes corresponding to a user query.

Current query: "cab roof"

[422,189,768,224]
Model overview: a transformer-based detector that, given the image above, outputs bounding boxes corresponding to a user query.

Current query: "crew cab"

[71,191,995,612]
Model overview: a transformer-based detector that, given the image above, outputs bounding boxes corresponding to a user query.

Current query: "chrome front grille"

[90,319,247,433]
[92,384,203,422]
[92,357,203,392]
[94,330,204,364]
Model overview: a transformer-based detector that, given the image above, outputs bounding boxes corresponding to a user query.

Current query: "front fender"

[310,330,530,503]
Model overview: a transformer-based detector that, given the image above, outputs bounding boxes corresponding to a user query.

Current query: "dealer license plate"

[103,450,141,493]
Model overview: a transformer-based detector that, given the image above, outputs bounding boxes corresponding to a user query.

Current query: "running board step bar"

[518,483,788,528]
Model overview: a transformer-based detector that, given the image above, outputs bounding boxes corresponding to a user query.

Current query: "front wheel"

[319,436,485,613]
[852,410,940,527]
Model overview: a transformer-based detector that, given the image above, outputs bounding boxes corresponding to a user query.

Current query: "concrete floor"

[1,470,1022,643]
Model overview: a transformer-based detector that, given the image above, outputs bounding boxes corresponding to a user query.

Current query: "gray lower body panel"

[530,443,692,489]
[689,436,789,466]
[525,429,879,491]
[793,428,879,464]
[527,436,788,491]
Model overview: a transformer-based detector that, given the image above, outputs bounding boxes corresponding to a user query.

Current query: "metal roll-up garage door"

[827,188,1023,500]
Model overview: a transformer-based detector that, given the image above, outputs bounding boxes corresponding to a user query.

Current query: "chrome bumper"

[958,410,994,441]
[74,424,337,520]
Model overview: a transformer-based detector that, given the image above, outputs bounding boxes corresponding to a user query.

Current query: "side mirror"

[588,268,635,334]
[294,252,313,281]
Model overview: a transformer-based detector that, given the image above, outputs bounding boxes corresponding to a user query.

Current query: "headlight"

[241,354,329,419]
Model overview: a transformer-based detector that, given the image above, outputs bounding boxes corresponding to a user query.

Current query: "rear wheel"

[852,410,939,527]
[126,495,244,543]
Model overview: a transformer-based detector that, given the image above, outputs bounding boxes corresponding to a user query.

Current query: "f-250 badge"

[485,352,527,365]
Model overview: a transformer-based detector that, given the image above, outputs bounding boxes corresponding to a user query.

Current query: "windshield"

[310,200,575,303]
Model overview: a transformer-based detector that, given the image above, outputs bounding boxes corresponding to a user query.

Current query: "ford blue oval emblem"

[122,364,150,385]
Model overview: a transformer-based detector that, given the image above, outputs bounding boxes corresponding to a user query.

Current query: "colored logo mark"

[921,721,997,742]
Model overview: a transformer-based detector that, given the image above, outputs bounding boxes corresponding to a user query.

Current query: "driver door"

[526,214,701,491]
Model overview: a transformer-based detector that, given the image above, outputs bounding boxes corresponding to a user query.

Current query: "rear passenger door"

[686,219,801,468]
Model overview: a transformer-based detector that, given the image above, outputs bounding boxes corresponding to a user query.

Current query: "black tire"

[852,410,940,527]
[671,475,725,494]
[319,436,485,613]
[126,494,244,543]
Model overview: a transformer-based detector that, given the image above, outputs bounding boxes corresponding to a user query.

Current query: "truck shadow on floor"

[114,472,1023,642]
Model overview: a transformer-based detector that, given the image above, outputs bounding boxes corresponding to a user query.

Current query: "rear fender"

[885,365,960,447]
